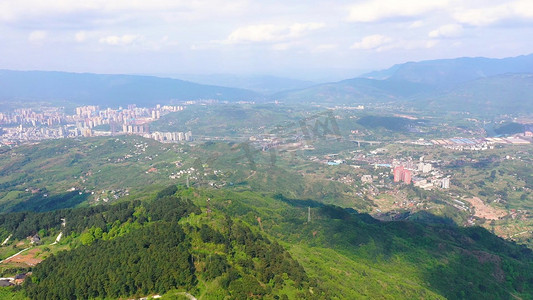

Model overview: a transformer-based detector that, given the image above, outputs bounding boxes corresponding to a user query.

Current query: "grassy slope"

[179,188,533,299]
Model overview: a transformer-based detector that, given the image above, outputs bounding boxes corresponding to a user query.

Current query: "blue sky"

[1,0,532,80]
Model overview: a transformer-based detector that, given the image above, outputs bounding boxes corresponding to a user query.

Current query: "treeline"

[0,186,200,241]
[8,190,89,213]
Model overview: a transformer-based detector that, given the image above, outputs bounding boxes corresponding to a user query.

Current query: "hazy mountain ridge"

[1,53,533,114]
[272,77,433,104]
[275,54,533,114]
[168,73,316,94]
[0,70,260,106]
[363,54,533,86]
[420,73,533,113]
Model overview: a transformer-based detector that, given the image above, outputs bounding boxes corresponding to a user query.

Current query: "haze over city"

[1,0,533,80]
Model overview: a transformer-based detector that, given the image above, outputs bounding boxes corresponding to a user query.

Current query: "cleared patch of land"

[1,248,42,267]
[465,197,507,220]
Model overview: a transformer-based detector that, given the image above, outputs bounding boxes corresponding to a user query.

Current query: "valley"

[1,53,533,299]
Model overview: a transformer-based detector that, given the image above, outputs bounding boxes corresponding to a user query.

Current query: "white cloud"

[396,39,439,50]
[425,39,439,48]
[408,20,424,28]
[313,44,338,52]
[272,43,293,51]
[225,22,325,44]
[513,0,533,18]
[0,1,196,20]
[428,24,463,38]
[1,1,100,22]
[28,30,47,42]
[99,34,141,46]
[347,0,449,22]
[75,31,87,42]
[453,5,512,26]
[289,22,325,36]
[227,24,284,43]
[345,0,533,26]
[453,0,533,26]
[0,0,249,28]
[351,36,439,52]
[351,34,392,50]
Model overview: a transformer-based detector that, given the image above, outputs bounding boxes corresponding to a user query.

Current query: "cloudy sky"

[1,0,532,80]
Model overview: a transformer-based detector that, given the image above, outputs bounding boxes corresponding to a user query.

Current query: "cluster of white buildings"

[146,131,192,142]
[0,107,63,127]
[417,162,433,173]
[413,177,450,190]
[431,135,531,151]
[0,104,190,144]
[391,157,451,190]
[73,104,185,131]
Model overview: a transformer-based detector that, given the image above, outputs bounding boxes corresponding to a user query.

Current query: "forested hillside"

[1,186,532,299]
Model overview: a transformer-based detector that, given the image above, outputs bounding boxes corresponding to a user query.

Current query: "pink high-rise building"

[393,166,404,182]
[393,166,412,184]
[402,170,412,184]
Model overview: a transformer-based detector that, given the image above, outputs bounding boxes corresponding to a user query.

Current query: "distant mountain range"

[362,54,533,86]
[1,53,533,115]
[0,70,260,107]
[275,53,533,115]
[420,73,533,114]
[272,77,432,104]
[166,73,316,94]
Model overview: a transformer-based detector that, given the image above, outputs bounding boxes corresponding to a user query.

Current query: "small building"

[418,162,432,173]
[442,177,450,189]
[0,280,13,287]
[31,234,41,245]
[327,160,343,166]
[361,175,373,184]
[14,273,28,285]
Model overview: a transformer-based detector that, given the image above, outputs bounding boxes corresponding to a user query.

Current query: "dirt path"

[1,234,12,246]
[51,218,66,245]
[51,232,63,245]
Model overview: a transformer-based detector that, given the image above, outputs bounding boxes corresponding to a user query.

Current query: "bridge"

[350,140,382,147]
